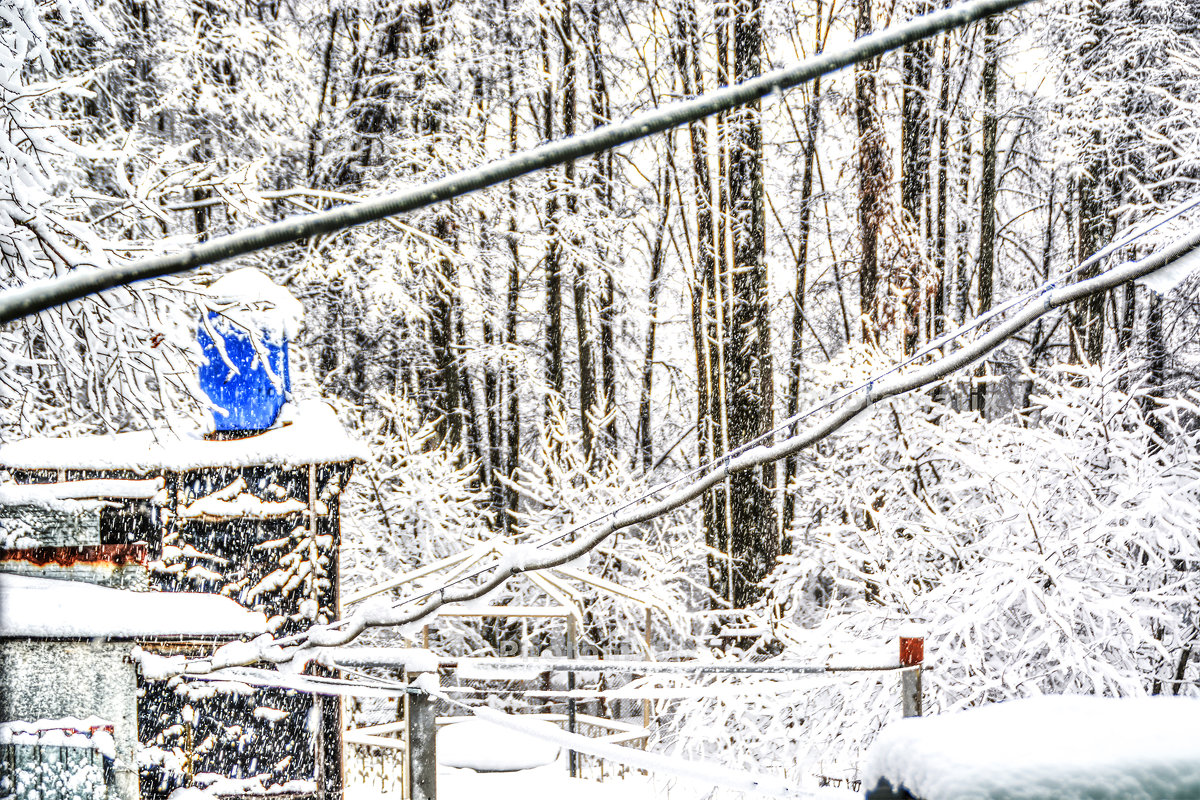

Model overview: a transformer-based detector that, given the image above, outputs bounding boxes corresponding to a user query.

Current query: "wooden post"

[406,673,437,800]
[899,636,924,718]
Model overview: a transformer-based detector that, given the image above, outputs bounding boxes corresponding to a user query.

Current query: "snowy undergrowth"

[658,363,1200,793]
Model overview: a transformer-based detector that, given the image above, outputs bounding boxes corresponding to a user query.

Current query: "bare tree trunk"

[541,1,565,446]
[675,1,728,602]
[502,0,522,537]
[901,0,933,354]
[782,0,823,546]
[725,0,778,608]
[972,14,999,415]
[856,0,885,345]
[932,28,952,338]
[590,0,619,458]
[637,167,672,472]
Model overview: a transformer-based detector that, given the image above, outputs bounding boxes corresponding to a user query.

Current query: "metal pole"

[0,0,1036,327]
[899,636,924,718]
[567,615,578,778]
[406,675,437,800]
[642,609,652,738]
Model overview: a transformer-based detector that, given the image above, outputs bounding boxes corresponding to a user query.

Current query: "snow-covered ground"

[347,755,861,800]
[349,761,658,800]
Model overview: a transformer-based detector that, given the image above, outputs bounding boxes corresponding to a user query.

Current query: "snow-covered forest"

[3,0,1200,787]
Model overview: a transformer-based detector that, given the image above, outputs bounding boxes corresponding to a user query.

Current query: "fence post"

[406,673,437,800]
[899,636,923,718]
[567,614,578,778]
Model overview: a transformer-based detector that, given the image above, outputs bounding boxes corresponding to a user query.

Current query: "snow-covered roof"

[865,695,1200,800]
[0,400,366,473]
[0,572,268,639]
[0,717,116,758]
[0,479,165,509]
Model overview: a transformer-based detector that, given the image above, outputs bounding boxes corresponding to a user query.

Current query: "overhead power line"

[0,0,1035,326]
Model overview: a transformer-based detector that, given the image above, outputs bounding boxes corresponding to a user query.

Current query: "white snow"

[864,695,1200,800]
[0,478,164,506]
[350,764,657,800]
[0,399,366,472]
[167,788,219,800]
[438,719,561,772]
[0,717,116,758]
[0,572,267,638]
[206,267,305,342]
[322,647,443,672]
[194,774,317,796]
[1137,243,1200,294]
[472,707,808,798]
[180,476,306,520]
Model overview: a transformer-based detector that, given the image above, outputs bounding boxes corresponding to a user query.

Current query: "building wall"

[0,639,139,800]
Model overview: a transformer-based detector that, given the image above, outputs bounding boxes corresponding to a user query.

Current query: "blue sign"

[198,312,290,431]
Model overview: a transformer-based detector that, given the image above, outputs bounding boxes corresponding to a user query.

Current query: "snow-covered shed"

[0,571,267,800]
[0,402,366,800]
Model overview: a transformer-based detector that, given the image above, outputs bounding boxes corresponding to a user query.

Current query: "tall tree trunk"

[637,168,672,472]
[590,0,618,458]
[724,0,778,608]
[955,112,972,326]
[972,14,999,414]
[932,29,952,338]
[1145,291,1168,448]
[502,0,522,538]
[541,1,565,446]
[675,1,727,602]
[900,0,933,354]
[561,0,596,465]
[856,0,885,344]
[782,0,823,547]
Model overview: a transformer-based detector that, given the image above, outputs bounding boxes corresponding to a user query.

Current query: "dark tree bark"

[724,0,778,608]
[637,167,672,472]
[589,0,619,457]
[541,0,566,441]
[782,0,824,546]
[900,0,933,354]
[674,1,728,602]
[561,0,597,466]
[503,0,522,537]
[856,0,886,344]
[972,14,999,414]
[932,29,952,338]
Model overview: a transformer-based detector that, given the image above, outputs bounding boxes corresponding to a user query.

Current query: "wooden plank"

[345,732,408,751]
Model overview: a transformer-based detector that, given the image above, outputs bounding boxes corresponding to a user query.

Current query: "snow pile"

[180,476,306,520]
[167,788,219,800]
[864,696,1200,800]
[323,647,442,672]
[193,775,317,795]
[0,572,267,638]
[0,399,366,471]
[0,478,164,507]
[438,719,561,772]
[0,717,116,758]
[206,267,305,344]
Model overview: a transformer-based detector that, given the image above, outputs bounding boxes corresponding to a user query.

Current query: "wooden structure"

[0,401,364,800]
